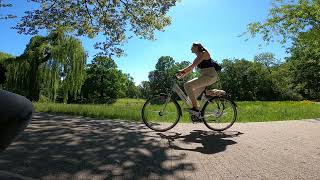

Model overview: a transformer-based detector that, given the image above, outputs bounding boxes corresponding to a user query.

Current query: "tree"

[246,0,320,45]
[254,52,279,73]
[5,0,179,56]
[4,30,87,102]
[220,59,251,100]
[0,52,13,62]
[220,59,276,101]
[270,60,303,100]
[0,52,13,87]
[148,56,194,97]
[120,73,140,98]
[139,81,151,99]
[245,0,320,100]
[81,56,124,103]
[287,30,320,100]
[148,56,175,95]
[247,61,276,100]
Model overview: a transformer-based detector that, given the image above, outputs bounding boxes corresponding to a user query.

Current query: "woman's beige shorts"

[184,67,218,101]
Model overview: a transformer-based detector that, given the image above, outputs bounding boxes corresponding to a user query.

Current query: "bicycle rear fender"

[208,95,237,107]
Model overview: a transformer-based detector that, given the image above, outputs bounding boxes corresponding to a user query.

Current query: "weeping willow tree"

[5,30,87,102]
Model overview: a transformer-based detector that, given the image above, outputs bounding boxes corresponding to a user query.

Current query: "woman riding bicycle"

[176,43,218,113]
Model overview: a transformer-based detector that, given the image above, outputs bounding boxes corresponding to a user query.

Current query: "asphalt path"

[1,113,319,180]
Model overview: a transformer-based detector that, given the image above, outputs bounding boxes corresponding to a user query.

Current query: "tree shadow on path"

[0,113,194,180]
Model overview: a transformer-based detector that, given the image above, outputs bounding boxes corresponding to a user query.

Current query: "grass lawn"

[33,99,320,123]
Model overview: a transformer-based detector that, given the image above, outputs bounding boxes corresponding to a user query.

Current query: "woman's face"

[191,44,198,53]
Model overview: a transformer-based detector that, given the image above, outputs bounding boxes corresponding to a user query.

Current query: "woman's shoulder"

[201,51,211,60]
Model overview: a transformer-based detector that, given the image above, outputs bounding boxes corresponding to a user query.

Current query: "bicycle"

[141,76,237,132]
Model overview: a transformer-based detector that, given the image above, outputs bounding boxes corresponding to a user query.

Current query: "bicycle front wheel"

[201,96,237,131]
[142,95,181,132]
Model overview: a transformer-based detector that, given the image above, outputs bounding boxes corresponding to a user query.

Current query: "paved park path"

[0,113,319,180]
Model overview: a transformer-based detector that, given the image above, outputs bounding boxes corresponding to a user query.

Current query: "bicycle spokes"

[202,97,237,131]
[142,95,181,132]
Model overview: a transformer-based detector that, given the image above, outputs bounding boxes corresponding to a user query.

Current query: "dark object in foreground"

[0,63,7,84]
[0,90,34,152]
[0,170,35,180]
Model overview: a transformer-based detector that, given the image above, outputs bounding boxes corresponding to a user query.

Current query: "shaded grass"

[33,99,320,122]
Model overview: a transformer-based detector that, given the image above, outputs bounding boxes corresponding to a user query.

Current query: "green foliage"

[287,29,320,100]
[142,54,309,101]
[121,73,140,98]
[81,56,139,103]
[7,0,179,56]
[149,56,175,94]
[270,61,303,100]
[139,81,151,99]
[81,56,122,103]
[0,52,13,62]
[0,52,12,85]
[3,31,87,102]
[244,0,320,101]
[219,58,277,100]
[246,0,320,44]
[254,52,280,72]
[148,56,195,98]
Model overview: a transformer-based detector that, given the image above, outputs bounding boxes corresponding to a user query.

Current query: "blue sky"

[0,0,289,85]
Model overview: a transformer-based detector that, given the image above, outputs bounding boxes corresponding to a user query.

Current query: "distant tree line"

[138,52,319,101]
[1,31,319,102]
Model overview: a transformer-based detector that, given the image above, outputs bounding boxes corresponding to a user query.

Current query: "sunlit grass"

[236,100,320,122]
[33,99,320,122]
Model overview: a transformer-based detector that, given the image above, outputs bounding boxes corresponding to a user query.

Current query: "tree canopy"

[2,0,178,57]
[81,56,121,103]
[3,30,87,102]
[147,56,197,99]
[246,0,320,45]
[244,0,320,100]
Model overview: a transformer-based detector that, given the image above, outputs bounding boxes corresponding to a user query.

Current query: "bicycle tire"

[141,94,181,132]
[201,96,237,131]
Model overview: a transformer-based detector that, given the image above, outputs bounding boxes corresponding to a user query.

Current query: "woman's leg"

[184,78,206,109]
[184,68,218,109]
[0,90,34,151]
[184,78,199,109]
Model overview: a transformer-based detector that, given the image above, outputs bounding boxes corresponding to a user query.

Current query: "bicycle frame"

[170,81,210,111]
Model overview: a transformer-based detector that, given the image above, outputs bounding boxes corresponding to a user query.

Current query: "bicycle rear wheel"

[201,96,237,131]
[142,94,181,132]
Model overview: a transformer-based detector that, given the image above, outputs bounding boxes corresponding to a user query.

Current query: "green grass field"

[33,99,320,123]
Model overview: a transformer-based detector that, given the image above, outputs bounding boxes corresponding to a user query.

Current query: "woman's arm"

[179,51,210,76]
[176,55,203,78]
[182,53,204,74]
